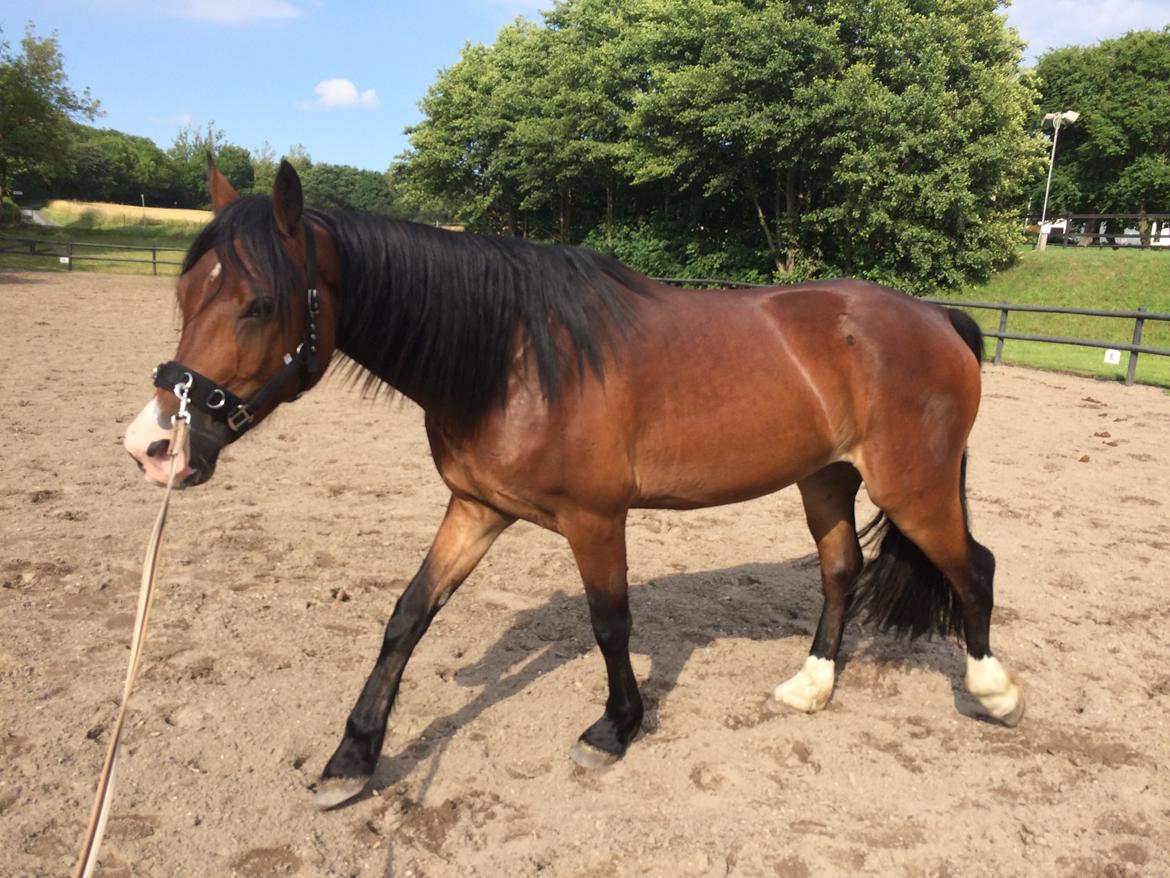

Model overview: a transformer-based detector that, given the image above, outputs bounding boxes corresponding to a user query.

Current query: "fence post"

[993,304,1008,365]
[152,247,157,277]
[67,241,73,271]
[1125,307,1146,386]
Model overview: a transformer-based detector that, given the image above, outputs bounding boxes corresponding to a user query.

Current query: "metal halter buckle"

[171,373,194,426]
[227,406,254,432]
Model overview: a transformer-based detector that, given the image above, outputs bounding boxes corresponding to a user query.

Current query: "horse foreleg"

[315,495,513,808]
[770,464,863,713]
[563,512,643,769]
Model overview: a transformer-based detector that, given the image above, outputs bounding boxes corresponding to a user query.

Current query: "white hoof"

[314,775,368,810]
[768,656,835,714]
[569,740,620,769]
[965,655,1024,726]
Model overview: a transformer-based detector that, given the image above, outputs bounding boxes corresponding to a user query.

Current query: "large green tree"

[0,24,100,198]
[397,0,1042,291]
[1035,28,1170,241]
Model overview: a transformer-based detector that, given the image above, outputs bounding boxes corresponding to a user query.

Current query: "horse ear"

[272,159,304,237]
[207,153,240,214]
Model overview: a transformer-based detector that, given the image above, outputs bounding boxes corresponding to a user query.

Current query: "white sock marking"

[773,655,836,713]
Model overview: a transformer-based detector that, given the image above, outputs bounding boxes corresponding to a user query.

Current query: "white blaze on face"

[210,261,222,280]
[124,397,192,485]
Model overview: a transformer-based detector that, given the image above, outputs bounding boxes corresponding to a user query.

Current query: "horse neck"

[326,214,506,421]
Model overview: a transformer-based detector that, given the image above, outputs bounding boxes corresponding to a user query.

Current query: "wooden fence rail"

[923,299,1170,386]
[0,235,186,276]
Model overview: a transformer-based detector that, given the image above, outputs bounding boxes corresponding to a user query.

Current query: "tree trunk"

[605,180,615,255]
[559,184,570,245]
[749,184,782,274]
[1139,204,1149,249]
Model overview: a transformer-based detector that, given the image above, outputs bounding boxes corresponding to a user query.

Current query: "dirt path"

[1,271,1168,877]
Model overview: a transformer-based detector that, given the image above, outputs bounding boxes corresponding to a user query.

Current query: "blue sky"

[2,0,1167,173]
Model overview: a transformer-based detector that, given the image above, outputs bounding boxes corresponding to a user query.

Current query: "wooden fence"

[924,299,1170,386]
[0,234,185,275]
[1032,213,1170,249]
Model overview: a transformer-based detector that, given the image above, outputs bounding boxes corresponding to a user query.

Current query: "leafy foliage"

[395,0,1042,292]
[1035,28,1170,230]
[0,24,100,198]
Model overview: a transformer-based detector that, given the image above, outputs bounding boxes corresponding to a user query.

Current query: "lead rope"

[74,388,191,878]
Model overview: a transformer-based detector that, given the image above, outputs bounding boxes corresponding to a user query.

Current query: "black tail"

[946,307,985,364]
[850,456,972,641]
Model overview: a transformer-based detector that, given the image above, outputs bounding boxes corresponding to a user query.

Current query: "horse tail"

[850,454,971,641]
[945,306,985,364]
[849,307,983,641]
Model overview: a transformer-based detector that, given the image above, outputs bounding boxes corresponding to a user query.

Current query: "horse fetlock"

[769,655,836,714]
[965,655,1025,726]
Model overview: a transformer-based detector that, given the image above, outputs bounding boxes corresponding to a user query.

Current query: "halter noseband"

[152,222,321,440]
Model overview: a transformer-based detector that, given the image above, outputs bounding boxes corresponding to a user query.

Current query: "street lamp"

[1039,110,1080,226]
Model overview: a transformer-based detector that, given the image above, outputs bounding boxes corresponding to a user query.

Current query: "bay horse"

[125,160,1023,808]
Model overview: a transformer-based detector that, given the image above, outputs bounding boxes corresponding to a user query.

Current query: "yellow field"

[45,200,212,226]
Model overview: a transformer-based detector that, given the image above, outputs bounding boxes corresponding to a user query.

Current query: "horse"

[124,159,1023,808]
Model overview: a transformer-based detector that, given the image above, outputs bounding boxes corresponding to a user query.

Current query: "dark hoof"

[314,775,369,810]
[569,739,620,769]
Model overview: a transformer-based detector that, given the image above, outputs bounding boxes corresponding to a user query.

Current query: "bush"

[0,197,22,226]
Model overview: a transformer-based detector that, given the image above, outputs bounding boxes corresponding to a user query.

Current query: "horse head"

[124,158,340,486]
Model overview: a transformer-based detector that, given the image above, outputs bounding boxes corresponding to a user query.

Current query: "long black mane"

[183,196,653,425]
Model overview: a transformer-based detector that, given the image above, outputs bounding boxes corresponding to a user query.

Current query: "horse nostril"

[146,439,170,459]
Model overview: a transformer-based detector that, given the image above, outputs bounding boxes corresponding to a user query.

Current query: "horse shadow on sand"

[343,554,979,812]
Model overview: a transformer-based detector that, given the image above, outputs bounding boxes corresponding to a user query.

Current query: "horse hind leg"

[770,463,864,714]
[858,459,1024,726]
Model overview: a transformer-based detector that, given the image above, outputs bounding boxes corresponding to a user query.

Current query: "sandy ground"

[1,270,1168,878]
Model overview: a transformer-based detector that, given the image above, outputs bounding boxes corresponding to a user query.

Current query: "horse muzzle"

[124,398,225,488]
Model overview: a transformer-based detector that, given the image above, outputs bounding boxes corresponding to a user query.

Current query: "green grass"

[933,247,1170,389]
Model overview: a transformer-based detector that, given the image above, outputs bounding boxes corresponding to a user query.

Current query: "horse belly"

[630,381,839,510]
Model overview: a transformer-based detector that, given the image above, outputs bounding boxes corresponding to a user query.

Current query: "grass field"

[934,247,1170,389]
[42,199,211,228]
[0,201,205,276]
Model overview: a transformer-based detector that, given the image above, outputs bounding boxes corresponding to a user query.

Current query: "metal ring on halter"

[206,388,226,410]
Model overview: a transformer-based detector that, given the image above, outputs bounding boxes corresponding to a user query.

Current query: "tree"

[0,24,101,198]
[397,0,1042,291]
[1035,28,1170,243]
[302,162,398,214]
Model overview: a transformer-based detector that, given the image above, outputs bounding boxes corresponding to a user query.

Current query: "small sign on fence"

[59,256,70,265]
[1103,349,1122,365]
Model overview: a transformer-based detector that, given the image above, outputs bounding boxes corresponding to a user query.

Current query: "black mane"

[182,197,653,425]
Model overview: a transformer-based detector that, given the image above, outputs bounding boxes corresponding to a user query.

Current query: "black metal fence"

[923,299,1169,386]
[0,234,185,275]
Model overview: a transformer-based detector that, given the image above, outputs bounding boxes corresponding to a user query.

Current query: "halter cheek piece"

[151,222,321,440]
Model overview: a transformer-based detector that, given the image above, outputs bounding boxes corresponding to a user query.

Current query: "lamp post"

[1039,110,1079,226]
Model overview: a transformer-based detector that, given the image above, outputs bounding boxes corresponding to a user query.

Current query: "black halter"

[153,222,321,439]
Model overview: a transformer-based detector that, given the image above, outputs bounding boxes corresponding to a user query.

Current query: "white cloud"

[150,111,195,128]
[160,0,303,24]
[1005,0,1170,63]
[304,79,380,111]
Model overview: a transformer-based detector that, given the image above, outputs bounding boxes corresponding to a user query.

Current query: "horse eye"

[243,297,276,321]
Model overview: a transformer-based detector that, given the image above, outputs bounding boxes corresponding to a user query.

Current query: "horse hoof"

[314,775,369,810]
[768,656,835,713]
[996,686,1025,728]
[569,740,620,769]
